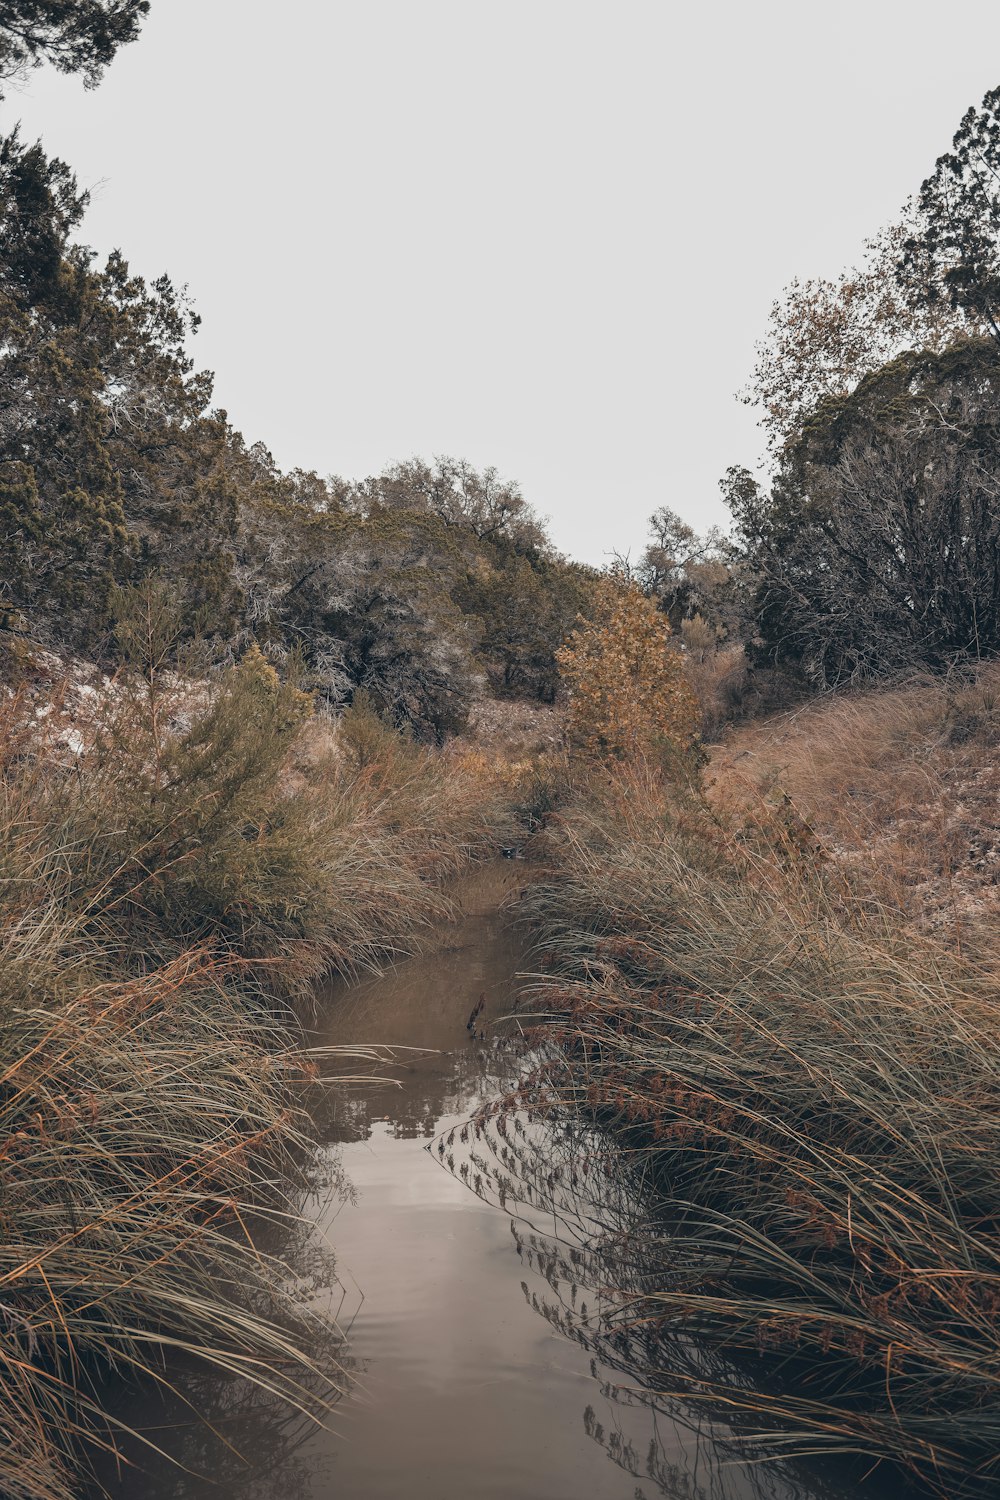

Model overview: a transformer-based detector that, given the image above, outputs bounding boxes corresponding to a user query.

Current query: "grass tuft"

[520,755,1000,1496]
[0,656,517,1498]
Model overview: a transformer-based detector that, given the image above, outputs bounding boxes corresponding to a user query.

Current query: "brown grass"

[0,653,524,1500]
[518,745,1000,1495]
[682,642,753,741]
[708,662,1000,945]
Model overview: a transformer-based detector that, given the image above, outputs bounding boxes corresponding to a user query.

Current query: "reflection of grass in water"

[88,1176,360,1499]
[503,763,1000,1499]
[314,1028,525,1143]
[94,1367,330,1500]
[438,1103,875,1500]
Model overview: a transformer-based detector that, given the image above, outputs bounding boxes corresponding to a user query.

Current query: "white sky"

[6,1,1000,565]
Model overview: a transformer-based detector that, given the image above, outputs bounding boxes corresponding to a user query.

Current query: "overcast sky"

[6,1,1000,565]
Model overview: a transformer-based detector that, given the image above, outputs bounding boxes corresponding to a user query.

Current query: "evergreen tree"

[727,342,1000,684]
[0,1,149,92]
[903,85,1000,343]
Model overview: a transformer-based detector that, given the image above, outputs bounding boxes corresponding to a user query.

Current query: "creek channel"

[97,862,893,1500]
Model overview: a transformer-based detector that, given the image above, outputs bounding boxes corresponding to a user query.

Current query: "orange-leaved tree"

[556,578,700,764]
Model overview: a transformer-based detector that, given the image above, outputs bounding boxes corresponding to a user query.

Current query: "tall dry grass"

[681,642,753,742]
[709,663,1000,945]
[0,650,518,1499]
[0,944,349,1500]
[6,654,516,990]
[520,757,1000,1496]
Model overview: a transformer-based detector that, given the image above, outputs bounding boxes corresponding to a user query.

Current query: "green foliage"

[737,76,1000,700]
[0,131,225,645]
[904,85,1000,343]
[253,503,480,740]
[636,504,737,634]
[18,641,324,984]
[230,452,590,728]
[456,551,596,701]
[731,84,1000,689]
[745,215,973,451]
[331,454,590,717]
[744,87,1000,454]
[0,123,582,735]
[343,453,547,551]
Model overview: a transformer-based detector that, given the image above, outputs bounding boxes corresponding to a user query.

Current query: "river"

[92,863,891,1500]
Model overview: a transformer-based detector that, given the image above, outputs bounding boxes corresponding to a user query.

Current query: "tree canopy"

[903,86,1000,343]
[729,340,1000,685]
[733,82,1000,688]
[0,129,595,737]
[746,216,975,451]
[0,1,149,91]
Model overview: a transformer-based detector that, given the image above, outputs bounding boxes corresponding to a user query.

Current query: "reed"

[520,758,1000,1496]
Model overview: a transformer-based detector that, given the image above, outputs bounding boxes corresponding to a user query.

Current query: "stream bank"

[93,863,883,1500]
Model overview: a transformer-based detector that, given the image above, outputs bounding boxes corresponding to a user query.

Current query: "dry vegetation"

[0,641,520,1500]
[709,663,1000,943]
[517,667,1000,1496]
[680,641,754,743]
[463,696,564,760]
[9,599,1000,1499]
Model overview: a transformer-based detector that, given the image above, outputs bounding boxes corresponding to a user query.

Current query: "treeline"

[623,87,1000,704]
[8,7,1000,747]
[724,89,1000,689]
[0,2,596,738]
[546,82,1000,718]
[0,124,595,734]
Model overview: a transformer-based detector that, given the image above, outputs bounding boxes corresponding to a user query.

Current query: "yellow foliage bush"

[556,579,700,763]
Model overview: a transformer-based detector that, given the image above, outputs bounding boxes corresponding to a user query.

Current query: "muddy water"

[97,864,877,1500]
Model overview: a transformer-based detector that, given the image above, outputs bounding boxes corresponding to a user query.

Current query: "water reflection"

[437,1102,894,1500]
[92,1369,330,1499]
[309,865,531,1144]
[314,1035,503,1143]
[93,864,884,1500]
[85,1196,357,1499]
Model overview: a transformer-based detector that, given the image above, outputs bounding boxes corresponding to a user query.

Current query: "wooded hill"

[0,121,602,734]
